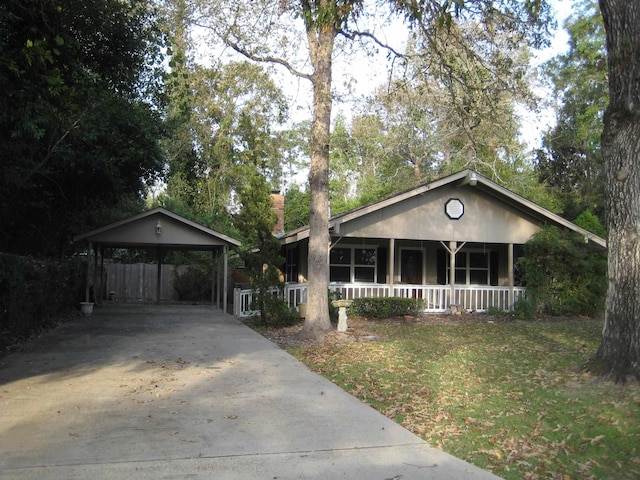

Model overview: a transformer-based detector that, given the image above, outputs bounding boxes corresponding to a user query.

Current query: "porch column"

[449,241,457,307]
[223,245,229,313]
[86,241,93,303]
[508,243,514,309]
[388,238,395,295]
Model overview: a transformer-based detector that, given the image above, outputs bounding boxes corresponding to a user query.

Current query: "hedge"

[0,253,86,353]
[349,296,422,318]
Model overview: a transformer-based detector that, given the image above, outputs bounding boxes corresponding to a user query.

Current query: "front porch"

[233,282,526,318]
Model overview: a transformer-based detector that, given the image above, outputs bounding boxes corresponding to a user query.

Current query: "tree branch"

[192,21,313,82]
[339,30,408,60]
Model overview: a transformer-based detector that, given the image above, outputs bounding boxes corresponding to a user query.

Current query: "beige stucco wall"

[91,213,228,247]
[335,185,541,244]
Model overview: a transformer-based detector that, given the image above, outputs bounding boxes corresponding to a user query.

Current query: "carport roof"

[73,207,241,250]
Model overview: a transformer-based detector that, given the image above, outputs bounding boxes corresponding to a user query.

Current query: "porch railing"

[234,282,526,318]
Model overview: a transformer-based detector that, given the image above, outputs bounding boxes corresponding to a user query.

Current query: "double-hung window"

[285,246,299,283]
[448,251,490,285]
[330,246,377,282]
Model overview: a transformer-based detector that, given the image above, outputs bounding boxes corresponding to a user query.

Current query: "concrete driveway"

[0,304,501,479]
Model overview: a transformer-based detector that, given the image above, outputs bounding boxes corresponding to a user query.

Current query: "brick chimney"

[270,191,285,236]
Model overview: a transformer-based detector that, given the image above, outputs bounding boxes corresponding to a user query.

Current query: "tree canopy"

[0,0,166,256]
[537,0,607,222]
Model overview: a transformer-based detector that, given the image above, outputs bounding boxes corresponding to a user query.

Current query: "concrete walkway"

[0,305,501,479]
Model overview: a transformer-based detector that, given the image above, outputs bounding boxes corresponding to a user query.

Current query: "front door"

[401,250,423,284]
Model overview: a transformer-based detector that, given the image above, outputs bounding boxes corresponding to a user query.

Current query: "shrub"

[513,297,536,320]
[261,294,299,327]
[517,226,606,317]
[350,296,422,318]
[0,253,85,352]
[173,265,212,301]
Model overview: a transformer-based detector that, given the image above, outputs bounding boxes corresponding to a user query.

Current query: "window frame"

[285,245,299,283]
[446,249,491,286]
[329,245,378,283]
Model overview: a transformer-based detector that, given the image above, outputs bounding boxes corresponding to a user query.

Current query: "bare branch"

[339,30,408,60]
[192,21,313,82]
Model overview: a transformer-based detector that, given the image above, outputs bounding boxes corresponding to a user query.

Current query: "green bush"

[350,296,422,318]
[513,297,536,320]
[173,265,212,301]
[518,226,606,317]
[0,253,85,352]
[261,294,299,327]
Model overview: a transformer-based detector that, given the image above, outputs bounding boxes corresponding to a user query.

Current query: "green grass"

[288,318,640,480]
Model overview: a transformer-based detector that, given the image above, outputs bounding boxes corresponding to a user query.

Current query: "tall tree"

[329,113,405,214]
[407,19,534,181]
[594,0,640,382]
[162,59,288,218]
[537,0,607,222]
[193,0,552,339]
[234,171,285,326]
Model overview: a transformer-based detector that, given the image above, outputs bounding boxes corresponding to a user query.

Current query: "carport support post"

[217,251,221,308]
[99,245,105,304]
[156,248,163,304]
[211,250,217,306]
[86,241,93,303]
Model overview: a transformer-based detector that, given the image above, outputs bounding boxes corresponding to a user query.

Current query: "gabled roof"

[74,207,241,250]
[281,170,606,249]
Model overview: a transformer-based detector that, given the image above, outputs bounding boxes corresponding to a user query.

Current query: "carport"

[73,207,241,311]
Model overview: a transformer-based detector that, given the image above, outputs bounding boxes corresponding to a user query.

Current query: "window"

[285,246,299,283]
[330,246,376,283]
[448,250,491,285]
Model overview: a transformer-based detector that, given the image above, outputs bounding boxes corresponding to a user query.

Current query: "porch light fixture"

[156,220,162,235]
[469,172,478,186]
[445,198,465,220]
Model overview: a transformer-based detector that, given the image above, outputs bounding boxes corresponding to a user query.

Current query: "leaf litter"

[260,313,640,480]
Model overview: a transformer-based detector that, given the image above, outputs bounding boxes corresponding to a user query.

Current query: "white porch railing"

[234,282,526,318]
[454,286,526,312]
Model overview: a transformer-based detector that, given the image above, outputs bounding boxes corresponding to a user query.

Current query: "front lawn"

[286,317,640,480]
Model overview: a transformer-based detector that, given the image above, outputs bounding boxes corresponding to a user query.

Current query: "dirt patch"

[253,312,509,348]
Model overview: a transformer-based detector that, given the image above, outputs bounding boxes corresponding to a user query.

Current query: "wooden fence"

[104,263,189,302]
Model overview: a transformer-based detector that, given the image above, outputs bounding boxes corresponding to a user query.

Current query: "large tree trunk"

[596,0,640,382]
[299,16,336,340]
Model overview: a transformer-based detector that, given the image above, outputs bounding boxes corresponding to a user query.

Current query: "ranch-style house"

[234,170,606,317]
